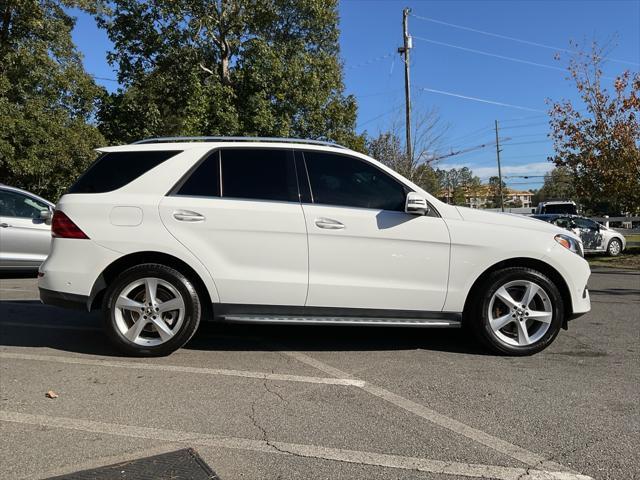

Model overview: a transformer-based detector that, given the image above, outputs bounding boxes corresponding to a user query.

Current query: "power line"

[502,133,550,140]
[446,126,495,146]
[351,88,403,99]
[503,140,550,146]
[418,87,545,112]
[430,139,503,163]
[357,104,404,129]
[414,35,618,81]
[505,181,545,185]
[499,153,552,159]
[500,121,549,130]
[346,52,396,70]
[503,175,546,179]
[410,13,639,66]
[498,113,551,123]
[412,36,566,72]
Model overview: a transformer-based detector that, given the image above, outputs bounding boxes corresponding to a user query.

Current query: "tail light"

[51,211,89,239]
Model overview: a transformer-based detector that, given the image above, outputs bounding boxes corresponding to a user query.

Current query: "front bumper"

[542,243,591,319]
[39,287,89,310]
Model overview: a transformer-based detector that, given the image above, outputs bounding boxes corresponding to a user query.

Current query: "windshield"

[542,203,577,214]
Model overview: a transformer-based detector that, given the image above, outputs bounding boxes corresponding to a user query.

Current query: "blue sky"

[70,0,640,190]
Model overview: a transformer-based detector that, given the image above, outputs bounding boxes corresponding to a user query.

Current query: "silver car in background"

[0,184,54,270]
[533,214,626,256]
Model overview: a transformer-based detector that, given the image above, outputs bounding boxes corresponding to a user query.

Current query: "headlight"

[555,234,584,257]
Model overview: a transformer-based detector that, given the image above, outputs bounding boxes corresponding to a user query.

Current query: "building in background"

[439,185,533,209]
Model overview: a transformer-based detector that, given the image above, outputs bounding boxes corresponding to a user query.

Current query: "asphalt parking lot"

[0,268,638,480]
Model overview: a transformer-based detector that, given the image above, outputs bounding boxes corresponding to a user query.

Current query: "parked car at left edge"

[533,214,626,256]
[0,184,54,271]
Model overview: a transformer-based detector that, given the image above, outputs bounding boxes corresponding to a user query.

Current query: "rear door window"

[68,150,181,194]
[173,152,221,197]
[220,148,298,202]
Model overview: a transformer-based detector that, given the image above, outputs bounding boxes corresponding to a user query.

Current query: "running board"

[221,315,461,328]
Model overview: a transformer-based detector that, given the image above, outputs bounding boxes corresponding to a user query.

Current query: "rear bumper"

[38,238,120,300]
[39,287,89,310]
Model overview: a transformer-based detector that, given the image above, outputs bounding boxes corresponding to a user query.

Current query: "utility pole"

[398,8,412,164]
[494,120,504,212]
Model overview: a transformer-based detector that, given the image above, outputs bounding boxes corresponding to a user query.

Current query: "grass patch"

[624,234,640,245]
[588,246,640,270]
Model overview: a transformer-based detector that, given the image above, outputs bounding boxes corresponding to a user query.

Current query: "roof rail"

[131,136,346,149]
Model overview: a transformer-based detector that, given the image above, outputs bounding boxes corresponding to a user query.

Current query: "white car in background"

[533,214,627,256]
[0,184,54,271]
[38,137,591,357]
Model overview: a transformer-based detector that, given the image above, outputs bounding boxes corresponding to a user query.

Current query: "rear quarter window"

[68,150,181,194]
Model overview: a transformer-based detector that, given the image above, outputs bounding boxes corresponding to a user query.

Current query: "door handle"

[315,217,344,230]
[173,210,205,222]
[0,223,10,228]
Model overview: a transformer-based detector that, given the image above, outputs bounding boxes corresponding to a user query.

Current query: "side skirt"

[212,304,462,328]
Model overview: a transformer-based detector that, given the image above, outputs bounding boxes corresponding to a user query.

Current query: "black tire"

[102,263,201,356]
[467,267,564,356]
[606,238,622,257]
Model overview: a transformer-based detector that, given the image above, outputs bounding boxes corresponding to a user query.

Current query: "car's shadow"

[0,300,487,357]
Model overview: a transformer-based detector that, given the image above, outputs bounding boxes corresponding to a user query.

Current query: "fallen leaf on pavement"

[45,390,59,399]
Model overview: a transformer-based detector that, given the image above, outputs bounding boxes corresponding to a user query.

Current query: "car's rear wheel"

[607,238,622,257]
[469,267,563,355]
[103,263,201,356]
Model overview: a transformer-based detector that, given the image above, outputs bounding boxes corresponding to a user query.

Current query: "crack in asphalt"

[245,377,436,474]
[512,434,604,480]
[246,375,308,459]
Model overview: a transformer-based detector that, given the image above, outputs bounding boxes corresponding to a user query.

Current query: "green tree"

[0,0,106,200]
[535,166,577,203]
[487,176,506,208]
[98,0,363,149]
[548,41,640,213]
[435,166,481,206]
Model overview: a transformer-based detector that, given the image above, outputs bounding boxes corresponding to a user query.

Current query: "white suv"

[39,137,591,356]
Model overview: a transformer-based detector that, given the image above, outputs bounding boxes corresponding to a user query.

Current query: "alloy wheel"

[608,239,621,256]
[113,277,186,346]
[487,280,553,347]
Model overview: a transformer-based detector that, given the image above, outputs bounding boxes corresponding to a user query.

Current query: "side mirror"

[40,208,53,224]
[405,192,429,215]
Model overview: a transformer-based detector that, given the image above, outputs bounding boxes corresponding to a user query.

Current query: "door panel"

[0,189,52,268]
[160,197,308,305]
[302,205,450,311]
[159,147,308,306]
[0,216,51,267]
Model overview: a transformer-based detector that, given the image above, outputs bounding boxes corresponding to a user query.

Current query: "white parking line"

[282,350,569,473]
[0,411,593,480]
[0,352,364,387]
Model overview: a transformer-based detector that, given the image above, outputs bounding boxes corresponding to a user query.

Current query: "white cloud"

[437,161,554,179]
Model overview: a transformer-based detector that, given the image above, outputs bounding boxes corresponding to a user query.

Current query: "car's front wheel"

[103,263,202,356]
[606,238,622,257]
[469,267,563,355]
